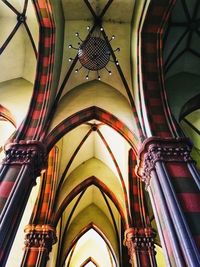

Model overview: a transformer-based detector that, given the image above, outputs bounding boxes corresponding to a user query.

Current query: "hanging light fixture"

[68,26,120,80]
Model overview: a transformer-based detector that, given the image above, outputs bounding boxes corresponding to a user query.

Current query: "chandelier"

[68,26,120,80]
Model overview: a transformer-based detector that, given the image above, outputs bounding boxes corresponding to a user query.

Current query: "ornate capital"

[136,137,193,186]
[3,140,47,177]
[24,224,57,252]
[124,227,155,264]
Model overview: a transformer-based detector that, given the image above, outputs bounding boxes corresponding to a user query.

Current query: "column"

[124,227,156,267]
[21,147,58,267]
[124,149,157,267]
[0,141,46,267]
[21,224,57,267]
[136,137,200,267]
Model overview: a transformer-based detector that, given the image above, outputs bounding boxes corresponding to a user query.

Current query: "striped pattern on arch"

[140,0,177,137]
[46,106,138,153]
[15,0,56,141]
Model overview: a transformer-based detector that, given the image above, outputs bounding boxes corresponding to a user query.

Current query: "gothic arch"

[46,106,138,153]
[53,176,127,228]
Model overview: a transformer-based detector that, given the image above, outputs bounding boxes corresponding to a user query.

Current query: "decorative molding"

[24,224,57,252]
[3,140,47,177]
[124,227,156,264]
[136,137,193,186]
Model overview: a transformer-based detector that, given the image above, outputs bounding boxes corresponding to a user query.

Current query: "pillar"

[124,149,157,267]
[0,141,46,267]
[20,224,57,267]
[136,137,200,267]
[21,147,58,267]
[124,227,156,267]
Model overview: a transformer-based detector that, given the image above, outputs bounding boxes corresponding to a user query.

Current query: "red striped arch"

[53,176,127,229]
[140,0,177,137]
[15,0,56,141]
[46,106,138,153]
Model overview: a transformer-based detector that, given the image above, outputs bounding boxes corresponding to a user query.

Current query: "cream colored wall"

[0,78,33,127]
[5,178,40,267]
[47,220,61,267]
[58,124,92,177]
[22,0,39,83]
[49,80,139,140]
[0,0,38,84]
[0,18,25,83]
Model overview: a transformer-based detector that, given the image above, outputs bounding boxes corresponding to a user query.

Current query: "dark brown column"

[0,141,46,267]
[20,147,58,267]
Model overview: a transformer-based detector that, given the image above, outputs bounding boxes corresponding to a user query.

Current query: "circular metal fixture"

[68,26,120,80]
[78,37,110,71]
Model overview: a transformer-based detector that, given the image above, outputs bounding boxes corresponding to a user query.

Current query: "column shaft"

[0,141,46,267]
[137,137,200,266]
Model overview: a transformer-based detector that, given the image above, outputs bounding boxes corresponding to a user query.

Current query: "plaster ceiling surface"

[59,123,130,184]
[0,78,33,127]
[164,0,200,79]
[58,124,92,177]
[62,0,135,23]
[60,194,81,237]
[60,20,132,99]
[48,2,139,265]
[165,72,200,120]
[49,80,139,140]
[0,0,39,137]
[56,121,130,214]
[57,157,126,218]
[0,0,38,83]
[181,109,200,155]
[163,0,200,163]
[57,0,136,108]
[62,185,119,233]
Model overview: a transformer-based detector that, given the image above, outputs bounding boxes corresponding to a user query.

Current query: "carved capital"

[24,224,57,252]
[124,227,156,264]
[136,137,193,186]
[3,140,47,177]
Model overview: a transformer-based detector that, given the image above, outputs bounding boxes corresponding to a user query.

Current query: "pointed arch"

[14,0,56,141]
[140,0,177,137]
[80,257,99,267]
[62,223,118,267]
[46,106,137,153]
[53,176,127,228]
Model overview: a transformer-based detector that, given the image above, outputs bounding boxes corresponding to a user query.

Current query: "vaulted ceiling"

[1,1,199,267]
[48,1,141,266]
[163,0,200,168]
